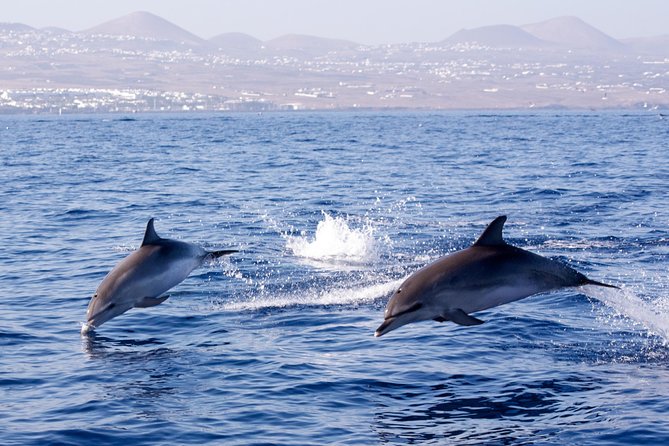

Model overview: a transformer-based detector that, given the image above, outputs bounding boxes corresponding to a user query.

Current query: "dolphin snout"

[375,317,397,337]
[83,300,131,334]
[376,300,424,337]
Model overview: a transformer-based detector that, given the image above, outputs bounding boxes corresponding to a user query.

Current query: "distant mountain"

[622,34,669,55]
[265,34,359,57]
[521,16,623,50]
[0,22,35,32]
[209,32,263,55]
[443,24,547,48]
[4,12,669,112]
[82,11,203,46]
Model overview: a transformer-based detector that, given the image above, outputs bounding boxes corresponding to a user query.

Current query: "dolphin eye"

[397,288,402,293]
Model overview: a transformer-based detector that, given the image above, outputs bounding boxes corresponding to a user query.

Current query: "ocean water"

[1,111,668,445]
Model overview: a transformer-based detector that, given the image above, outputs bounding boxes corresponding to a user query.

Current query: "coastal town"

[1,12,667,113]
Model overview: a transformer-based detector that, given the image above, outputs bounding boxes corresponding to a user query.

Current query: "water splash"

[221,277,404,312]
[80,322,93,335]
[286,212,380,266]
[585,285,669,343]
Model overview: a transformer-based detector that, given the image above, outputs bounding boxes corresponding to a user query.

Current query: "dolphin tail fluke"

[581,277,620,289]
[210,249,238,258]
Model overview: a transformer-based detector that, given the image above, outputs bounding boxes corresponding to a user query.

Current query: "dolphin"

[375,216,617,337]
[81,218,237,334]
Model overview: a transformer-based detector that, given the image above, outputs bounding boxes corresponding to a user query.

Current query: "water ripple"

[1,111,669,445]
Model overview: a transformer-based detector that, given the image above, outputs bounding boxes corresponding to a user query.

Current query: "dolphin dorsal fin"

[141,218,161,246]
[473,215,507,247]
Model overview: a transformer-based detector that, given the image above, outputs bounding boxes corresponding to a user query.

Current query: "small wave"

[113,244,137,253]
[56,208,109,221]
[585,285,669,343]
[222,277,403,312]
[171,166,200,174]
[286,212,380,266]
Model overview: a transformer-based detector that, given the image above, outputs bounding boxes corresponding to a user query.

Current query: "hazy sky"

[2,0,667,44]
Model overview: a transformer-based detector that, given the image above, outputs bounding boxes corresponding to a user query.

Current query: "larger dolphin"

[82,218,237,334]
[375,216,617,337]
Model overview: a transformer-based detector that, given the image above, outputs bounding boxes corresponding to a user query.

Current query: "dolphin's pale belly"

[435,250,584,315]
[127,255,202,299]
[453,284,547,314]
[437,273,556,315]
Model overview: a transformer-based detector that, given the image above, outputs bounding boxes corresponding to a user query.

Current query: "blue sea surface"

[1,111,668,445]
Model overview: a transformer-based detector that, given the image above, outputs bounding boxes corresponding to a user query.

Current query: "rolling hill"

[82,11,203,46]
[521,16,623,50]
[443,24,547,48]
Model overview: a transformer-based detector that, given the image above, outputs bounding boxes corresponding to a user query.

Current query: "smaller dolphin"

[82,218,237,334]
[375,216,617,337]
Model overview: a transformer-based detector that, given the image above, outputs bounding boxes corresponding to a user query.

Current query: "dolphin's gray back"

[463,245,588,289]
[377,215,617,337]
[402,244,592,315]
[87,240,205,322]
[84,218,238,332]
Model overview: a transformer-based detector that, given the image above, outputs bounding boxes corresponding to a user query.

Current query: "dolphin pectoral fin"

[135,295,170,308]
[446,309,485,326]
